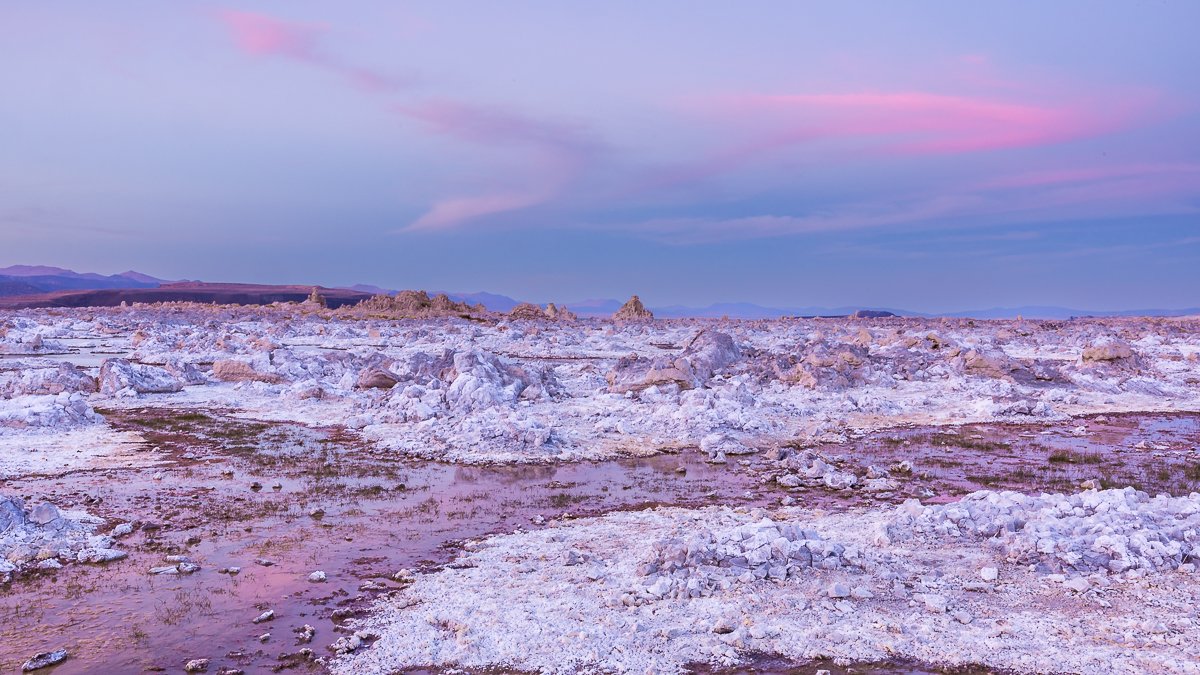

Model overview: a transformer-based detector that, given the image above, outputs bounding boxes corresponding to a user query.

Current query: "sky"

[2,1,1198,312]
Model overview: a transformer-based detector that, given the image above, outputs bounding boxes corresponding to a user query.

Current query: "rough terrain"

[2,302,1199,673]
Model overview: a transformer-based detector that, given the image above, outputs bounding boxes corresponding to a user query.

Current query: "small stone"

[257,633,270,642]
[308,571,327,583]
[22,649,68,672]
[952,610,974,624]
[710,617,737,634]
[980,567,998,582]
[330,634,363,654]
[827,582,851,598]
[78,548,127,564]
[1063,577,1090,593]
[183,658,210,673]
[922,594,949,613]
[178,562,200,574]
[252,609,275,624]
[29,502,61,526]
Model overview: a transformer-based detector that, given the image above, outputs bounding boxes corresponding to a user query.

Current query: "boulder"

[356,368,399,390]
[1082,337,1134,362]
[0,496,27,534]
[99,359,185,394]
[212,360,283,384]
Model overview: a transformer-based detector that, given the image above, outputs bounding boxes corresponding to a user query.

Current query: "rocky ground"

[2,304,1199,673]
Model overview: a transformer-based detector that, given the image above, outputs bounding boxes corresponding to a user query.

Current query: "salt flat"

[2,303,1199,673]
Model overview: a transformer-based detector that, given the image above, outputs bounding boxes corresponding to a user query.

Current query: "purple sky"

[2,2,1198,311]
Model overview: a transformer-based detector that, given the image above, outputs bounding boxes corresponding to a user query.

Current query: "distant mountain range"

[0,265,166,297]
[1,265,1196,318]
[346,286,1200,320]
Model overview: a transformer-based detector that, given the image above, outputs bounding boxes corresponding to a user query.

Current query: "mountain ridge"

[3,265,1197,318]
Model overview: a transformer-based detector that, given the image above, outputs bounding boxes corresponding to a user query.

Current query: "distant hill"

[445,292,522,313]
[0,282,372,309]
[565,299,625,316]
[0,265,165,297]
[5,265,1196,318]
[0,278,43,296]
[649,302,910,319]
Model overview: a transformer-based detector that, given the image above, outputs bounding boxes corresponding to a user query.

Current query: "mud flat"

[2,306,1199,673]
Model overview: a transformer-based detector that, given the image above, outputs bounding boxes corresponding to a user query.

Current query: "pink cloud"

[635,86,1151,196]
[215,9,406,92]
[722,91,1125,155]
[218,10,319,59]
[215,10,600,232]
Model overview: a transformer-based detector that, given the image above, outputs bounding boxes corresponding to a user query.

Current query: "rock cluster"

[633,517,864,603]
[1,496,127,582]
[352,291,478,318]
[507,303,578,322]
[888,487,1200,574]
[0,391,100,430]
[612,295,653,321]
[606,330,740,393]
[0,360,97,398]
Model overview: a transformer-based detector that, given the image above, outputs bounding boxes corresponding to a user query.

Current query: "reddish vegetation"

[0,282,373,310]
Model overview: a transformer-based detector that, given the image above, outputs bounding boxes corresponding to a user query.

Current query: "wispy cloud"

[394,100,601,230]
[210,16,1186,245]
[641,88,1145,193]
[216,9,407,92]
[215,9,601,231]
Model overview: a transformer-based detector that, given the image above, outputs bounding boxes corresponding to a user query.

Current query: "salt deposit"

[3,304,1200,673]
[337,489,1200,674]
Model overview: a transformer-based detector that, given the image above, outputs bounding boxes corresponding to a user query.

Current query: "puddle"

[0,409,772,674]
[806,412,1200,500]
[1,410,1197,673]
